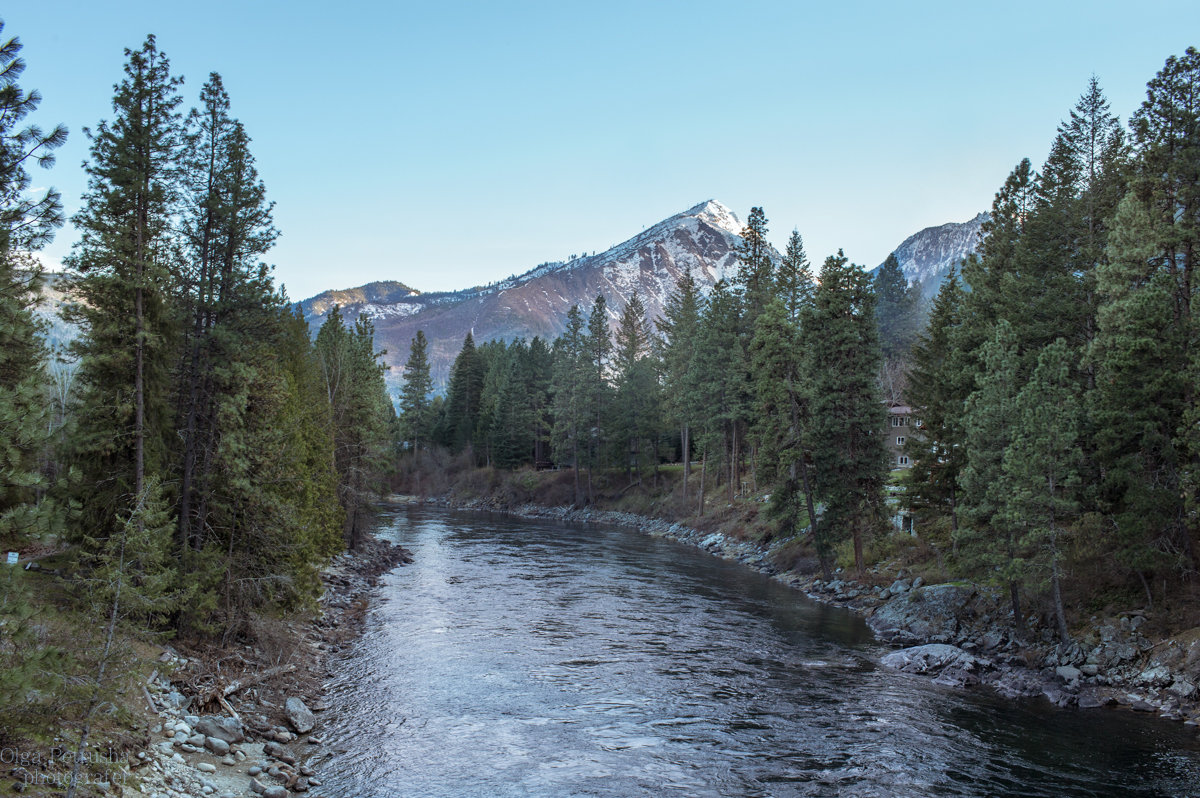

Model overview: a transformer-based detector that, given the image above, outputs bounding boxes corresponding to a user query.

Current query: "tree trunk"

[680,423,690,502]
[799,454,825,579]
[1009,580,1024,640]
[1052,568,1070,645]
[698,446,707,516]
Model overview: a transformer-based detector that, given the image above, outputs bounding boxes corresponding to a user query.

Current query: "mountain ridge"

[300,200,753,389]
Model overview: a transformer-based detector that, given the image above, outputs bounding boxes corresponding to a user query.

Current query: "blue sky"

[8,1,1200,300]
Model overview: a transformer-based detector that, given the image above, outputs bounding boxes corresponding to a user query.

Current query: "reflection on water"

[320,508,1200,797]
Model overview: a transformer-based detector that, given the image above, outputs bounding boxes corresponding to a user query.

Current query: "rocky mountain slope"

[880,212,987,299]
[300,200,753,389]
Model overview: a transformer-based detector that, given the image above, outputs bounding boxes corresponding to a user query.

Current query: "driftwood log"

[193,663,296,712]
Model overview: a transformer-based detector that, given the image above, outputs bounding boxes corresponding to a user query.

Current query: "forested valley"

[3,14,1200,793]
[396,55,1200,652]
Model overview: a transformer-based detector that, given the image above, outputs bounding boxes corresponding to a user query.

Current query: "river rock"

[262,787,288,798]
[285,697,316,734]
[1055,665,1082,684]
[880,643,986,684]
[205,736,230,756]
[193,715,245,744]
[1135,665,1173,688]
[1168,679,1197,698]
[163,690,190,710]
[196,762,216,773]
[993,669,1046,699]
[868,584,977,645]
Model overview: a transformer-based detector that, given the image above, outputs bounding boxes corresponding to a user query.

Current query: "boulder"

[205,736,231,756]
[1135,665,1173,688]
[880,643,988,689]
[285,697,316,734]
[193,715,245,745]
[868,584,977,645]
[1055,665,1082,684]
[1168,679,1197,698]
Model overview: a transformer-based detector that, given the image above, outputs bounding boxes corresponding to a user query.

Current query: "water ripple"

[320,508,1200,798]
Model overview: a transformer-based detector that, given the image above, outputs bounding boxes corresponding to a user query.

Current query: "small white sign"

[6,552,18,565]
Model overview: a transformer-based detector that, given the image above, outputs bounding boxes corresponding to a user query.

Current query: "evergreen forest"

[400,55,1200,645]
[0,31,396,752]
[3,15,1200,784]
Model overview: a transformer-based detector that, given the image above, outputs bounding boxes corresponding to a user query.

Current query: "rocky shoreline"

[429,495,1200,730]
[73,535,414,798]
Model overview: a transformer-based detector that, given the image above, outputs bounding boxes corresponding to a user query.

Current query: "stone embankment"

[434,494,1200,728]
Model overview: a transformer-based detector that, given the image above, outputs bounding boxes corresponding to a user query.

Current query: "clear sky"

[8,1,1200,300]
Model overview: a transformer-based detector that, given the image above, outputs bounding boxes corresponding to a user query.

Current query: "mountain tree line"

[400,209,892,579]
[0,32,396,664]
[905,56,1200,639]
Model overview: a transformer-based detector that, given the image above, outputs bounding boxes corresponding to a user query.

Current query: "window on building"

[891,417,901,427]
[897,436,906,446]
[915,418,924,428]
[898,455,910,466]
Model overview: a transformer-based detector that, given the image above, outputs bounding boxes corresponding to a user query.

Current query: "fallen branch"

[195,663,296,708]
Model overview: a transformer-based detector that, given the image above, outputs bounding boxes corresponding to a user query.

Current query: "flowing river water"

[319,507,1200,797]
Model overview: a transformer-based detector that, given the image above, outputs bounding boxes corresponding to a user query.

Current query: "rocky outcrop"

[875,212,987,299]
[881,643,990,688]
[867,583,977,645]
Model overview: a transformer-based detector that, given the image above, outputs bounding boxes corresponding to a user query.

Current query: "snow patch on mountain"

[879,212,988,299]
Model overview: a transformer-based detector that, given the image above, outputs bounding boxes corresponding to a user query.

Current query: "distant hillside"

[299,200,756,391]
[878,213,987,299]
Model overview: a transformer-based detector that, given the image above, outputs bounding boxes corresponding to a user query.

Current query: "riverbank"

[135,534,413,798]
[3,535,412,797]
[420,491,1200,730]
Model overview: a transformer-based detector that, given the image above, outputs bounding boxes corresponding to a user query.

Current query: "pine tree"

[66,35,184,545]
[1089,195,1186,595]
[903,268,969,537]
[958,321,1026,633]
[315,308,392,549]
[524,336,554,466]
[438,331,485,455]
[807,251,887,575]
[959,159,1037,356]
[584,295,612,502]
[657,266,705,500]
[1002,338,1081,644]
[399,330,433,451]
[174,73,278,554]
[0,24,67,253]
[692,279,747,506]
[750,298,821,566]
[612,293,660,484]
[550,306,587,504]
[733,206,773,324]
[874,252,923,363]
[1125,47,1200,571]
[776,230,813,326]
[0,21,69,723]
[0,22,67,544]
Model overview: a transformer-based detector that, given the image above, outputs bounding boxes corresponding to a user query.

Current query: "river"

[319,507,1200,797]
